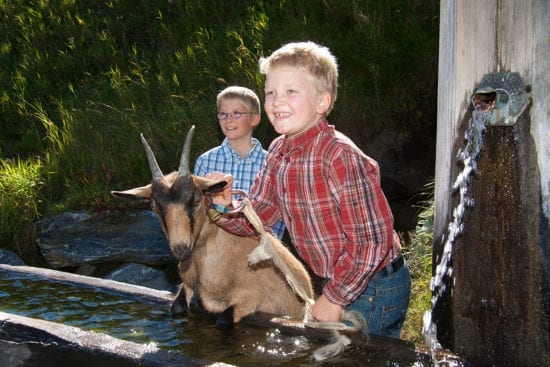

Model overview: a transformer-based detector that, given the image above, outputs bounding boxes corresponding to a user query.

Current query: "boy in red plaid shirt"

[208,41,411,338]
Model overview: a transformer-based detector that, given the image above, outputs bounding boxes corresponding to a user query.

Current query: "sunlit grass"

[0,158,43,261]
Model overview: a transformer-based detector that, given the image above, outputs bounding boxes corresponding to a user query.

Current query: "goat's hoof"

[189,296,206,314]
[170,300,188,317]
[215,307,235,329]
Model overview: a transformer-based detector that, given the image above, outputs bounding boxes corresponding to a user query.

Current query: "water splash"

[422,102,493,365]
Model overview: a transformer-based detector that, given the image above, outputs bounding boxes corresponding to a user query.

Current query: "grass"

[0,157,43,263]
[401,186,434,346]
[0,0,438,209]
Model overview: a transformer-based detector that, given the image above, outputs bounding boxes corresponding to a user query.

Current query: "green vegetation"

[0,0,438,343]
[401,183,434,345]
[0,158,43,262]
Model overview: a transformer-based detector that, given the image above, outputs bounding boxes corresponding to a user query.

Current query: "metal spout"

[471,73,530,126]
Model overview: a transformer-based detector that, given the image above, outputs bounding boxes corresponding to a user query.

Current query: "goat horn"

[140,133,163,180]
[178,125,195,175]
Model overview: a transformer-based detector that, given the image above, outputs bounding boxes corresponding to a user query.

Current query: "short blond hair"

[259,41,338,113]
[217,86,261,115]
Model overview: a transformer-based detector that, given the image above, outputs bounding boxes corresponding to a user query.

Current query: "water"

[422,102,492,366]
[0,269,436,366]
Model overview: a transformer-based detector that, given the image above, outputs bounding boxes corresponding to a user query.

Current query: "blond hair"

[259,41,338,113]
[217,86,261,115]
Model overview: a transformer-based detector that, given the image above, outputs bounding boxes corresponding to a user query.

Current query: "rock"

[105,263,176,292]
[36,210,175,268]
[74,263,97,276]
[0,250,25,265]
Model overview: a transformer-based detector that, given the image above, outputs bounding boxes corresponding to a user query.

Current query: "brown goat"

[111,126,314,323]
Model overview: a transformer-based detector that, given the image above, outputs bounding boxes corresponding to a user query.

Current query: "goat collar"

[207,208,224,223]
[205,189,250,223]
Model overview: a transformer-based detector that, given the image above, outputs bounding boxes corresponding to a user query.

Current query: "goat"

[112,126,365,361]
[111,126,314,323]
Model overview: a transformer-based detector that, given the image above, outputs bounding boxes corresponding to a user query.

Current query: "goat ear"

[192,175,227,194]
[204,181,228,194]
[111,184,152,200]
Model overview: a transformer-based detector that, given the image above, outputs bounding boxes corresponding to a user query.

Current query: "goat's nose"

[170,244,192,261]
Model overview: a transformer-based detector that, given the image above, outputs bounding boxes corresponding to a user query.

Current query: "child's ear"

[251,113,261,127]
[317,92,332,114]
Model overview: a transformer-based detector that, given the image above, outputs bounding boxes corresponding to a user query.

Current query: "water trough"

[0,264,464,366]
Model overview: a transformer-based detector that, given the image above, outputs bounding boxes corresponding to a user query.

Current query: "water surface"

[1,270,434,366]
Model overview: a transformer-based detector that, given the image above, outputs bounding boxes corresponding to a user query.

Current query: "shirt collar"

[282,118,330,154]
[221,137,263,159]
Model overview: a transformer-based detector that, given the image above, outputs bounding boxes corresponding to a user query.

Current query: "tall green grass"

[0,158,43,262]
[1,0,438,210]
[401,183,434,345]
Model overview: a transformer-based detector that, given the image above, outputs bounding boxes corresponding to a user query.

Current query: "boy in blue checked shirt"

[193,86,285,238]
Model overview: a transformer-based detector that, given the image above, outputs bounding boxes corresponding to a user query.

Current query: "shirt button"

[282,187,286,193]
[368,296,374,302]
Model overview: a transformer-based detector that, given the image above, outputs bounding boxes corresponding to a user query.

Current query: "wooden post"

[433,1,548,366]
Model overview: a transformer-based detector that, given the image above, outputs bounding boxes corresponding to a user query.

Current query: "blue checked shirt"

[193,137,286,238]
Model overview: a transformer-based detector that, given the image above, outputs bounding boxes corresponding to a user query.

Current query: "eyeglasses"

[216,111,256,120]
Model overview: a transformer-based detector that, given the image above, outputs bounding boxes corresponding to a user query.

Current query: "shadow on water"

[0,264,456,366]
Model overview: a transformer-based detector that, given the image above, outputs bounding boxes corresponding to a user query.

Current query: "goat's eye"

[193,194,201,207]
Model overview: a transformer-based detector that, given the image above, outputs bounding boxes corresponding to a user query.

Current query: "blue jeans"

[346,259,411,338]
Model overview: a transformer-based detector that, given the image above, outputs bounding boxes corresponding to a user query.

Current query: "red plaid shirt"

[218,119,402,306]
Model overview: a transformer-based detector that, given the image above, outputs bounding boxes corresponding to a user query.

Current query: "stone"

[0,249,25,265]
[36,210,175,268]
[105,263,176,292]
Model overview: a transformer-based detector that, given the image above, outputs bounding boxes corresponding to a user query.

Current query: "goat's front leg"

[215,306,235,328]
[171,282,206,316]
[170,283,189,316]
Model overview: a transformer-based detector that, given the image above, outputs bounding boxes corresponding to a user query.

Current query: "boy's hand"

[205,172,233,207]
[311,294,343,322]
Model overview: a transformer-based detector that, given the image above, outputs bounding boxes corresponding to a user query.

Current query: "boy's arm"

[311,294,343,322]
[324,151,396,306]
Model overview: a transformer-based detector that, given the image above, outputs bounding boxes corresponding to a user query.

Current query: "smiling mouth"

[274,112,291,118]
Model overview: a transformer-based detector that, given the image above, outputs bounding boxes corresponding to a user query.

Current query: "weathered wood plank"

[433,0,549,365]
